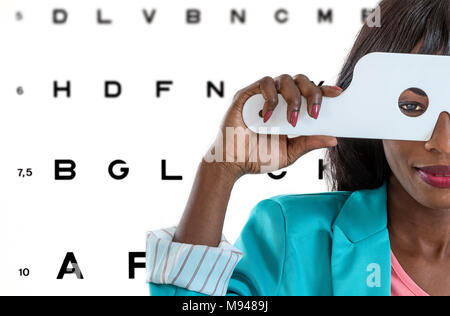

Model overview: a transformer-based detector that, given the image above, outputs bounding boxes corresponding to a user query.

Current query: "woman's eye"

[397,88,429,118]
[400,103,424,111]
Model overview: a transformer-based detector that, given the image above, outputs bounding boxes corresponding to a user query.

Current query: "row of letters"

[15,159,326,181]
[18,80,325,98]
[15,8,378,25]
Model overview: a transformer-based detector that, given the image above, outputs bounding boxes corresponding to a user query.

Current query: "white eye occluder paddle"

[242,52,449,141]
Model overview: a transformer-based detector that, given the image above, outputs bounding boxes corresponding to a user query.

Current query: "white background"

[0,0,380,295]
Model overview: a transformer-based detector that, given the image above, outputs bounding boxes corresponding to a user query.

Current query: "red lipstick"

[415,165,450,189]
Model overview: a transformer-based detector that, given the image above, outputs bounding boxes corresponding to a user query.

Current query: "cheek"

[382,141,414,175]
[383,141,402,166]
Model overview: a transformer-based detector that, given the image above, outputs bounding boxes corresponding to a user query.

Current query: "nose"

[424,111,450,154]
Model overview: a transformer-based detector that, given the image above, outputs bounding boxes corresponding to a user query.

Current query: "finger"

[293,74,323,120]
[231,80,262,111]
[273,74,301,127]
[231,77,278,123]
[259,76,279,123]
[287,135,338,160]
[320,85,343,98]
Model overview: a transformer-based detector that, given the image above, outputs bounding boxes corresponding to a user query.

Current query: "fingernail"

[263,110,273,123]
[331,86,343,92]
[311,104,321,119]
[328,140,338,147]
[290,111,299,127]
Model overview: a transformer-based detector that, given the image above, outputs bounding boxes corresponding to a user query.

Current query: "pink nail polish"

[290,111,299,127]
[263,111,273,123]
[312,104,321,119]
[331,86,343,92]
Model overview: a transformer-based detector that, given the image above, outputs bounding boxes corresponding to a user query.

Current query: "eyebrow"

[407,88,427,96]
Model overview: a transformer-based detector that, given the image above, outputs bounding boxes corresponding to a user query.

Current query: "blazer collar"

[331,179,391,296]
[333,179,389,243]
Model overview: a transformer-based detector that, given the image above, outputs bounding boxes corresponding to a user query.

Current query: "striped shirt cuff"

[146,226,244,296]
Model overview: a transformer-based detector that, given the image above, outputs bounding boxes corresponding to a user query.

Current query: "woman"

[146,0,450,296]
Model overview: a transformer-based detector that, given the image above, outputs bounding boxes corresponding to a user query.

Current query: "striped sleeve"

[146,226,244,296]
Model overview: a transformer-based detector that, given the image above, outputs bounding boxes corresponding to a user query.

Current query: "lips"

[415,165,450,189]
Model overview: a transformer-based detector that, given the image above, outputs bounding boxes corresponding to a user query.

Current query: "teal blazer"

[150,179,391,296]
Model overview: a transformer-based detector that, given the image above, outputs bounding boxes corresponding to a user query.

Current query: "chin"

[415,190,450,211]
[406,174,450,211]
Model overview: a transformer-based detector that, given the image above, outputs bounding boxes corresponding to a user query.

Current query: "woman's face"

[383,84,449,212]
[383,43,450,211]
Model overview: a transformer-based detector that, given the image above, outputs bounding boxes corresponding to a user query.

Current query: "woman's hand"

[204,74,343,176]
[174,74,343,247]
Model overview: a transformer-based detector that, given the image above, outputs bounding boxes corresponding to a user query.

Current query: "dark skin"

[174,44,450,295]
[384,43,450,296]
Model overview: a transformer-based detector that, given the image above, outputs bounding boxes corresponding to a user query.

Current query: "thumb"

[287,135,338,158]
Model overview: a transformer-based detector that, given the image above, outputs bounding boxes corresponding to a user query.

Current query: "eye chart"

[0,0,380,295]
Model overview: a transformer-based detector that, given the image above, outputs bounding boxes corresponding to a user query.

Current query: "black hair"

[325,0,450,192]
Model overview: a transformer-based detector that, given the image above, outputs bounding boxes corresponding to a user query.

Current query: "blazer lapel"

[331,180,391,296]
